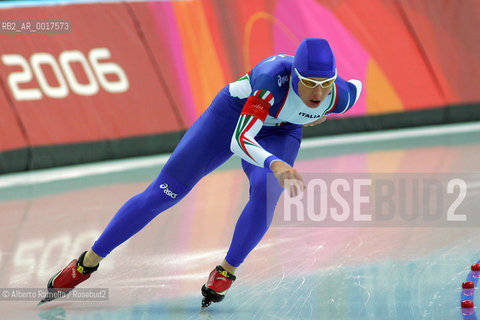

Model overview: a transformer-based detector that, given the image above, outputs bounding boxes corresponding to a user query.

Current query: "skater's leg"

[201,126,302,307]
[41,92,240,304]
[224,127,302,270]
[91,170,194,257]
[223,167,283,269]
[220,259,238,275]
[91,100,238,258]
[83,250,103,267]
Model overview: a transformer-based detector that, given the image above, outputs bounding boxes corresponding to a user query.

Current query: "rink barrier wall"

[2,103,478,174]
[0,1,479,173]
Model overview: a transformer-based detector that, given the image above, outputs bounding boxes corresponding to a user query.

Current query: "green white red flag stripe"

[253,89,274,106]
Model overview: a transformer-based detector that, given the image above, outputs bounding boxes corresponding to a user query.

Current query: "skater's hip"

[204,86,244,119]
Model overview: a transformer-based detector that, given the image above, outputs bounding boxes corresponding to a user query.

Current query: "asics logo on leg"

[159,183,177,198]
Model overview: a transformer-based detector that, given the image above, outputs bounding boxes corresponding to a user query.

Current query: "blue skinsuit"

[92,54,361,267]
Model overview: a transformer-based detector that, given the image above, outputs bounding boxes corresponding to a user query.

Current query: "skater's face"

[295,68,335,109]
[297,76,334,109]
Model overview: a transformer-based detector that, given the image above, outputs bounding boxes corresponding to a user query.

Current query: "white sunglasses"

[294,67,337,88]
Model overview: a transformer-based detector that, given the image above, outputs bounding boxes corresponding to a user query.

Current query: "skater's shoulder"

[251,54,292,78]
[249,55,292,99]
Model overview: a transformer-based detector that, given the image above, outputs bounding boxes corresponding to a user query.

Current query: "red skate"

[38,251,99,305]
[201,265,236,308]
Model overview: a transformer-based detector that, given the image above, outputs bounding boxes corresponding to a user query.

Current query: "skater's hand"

[303,116,327,127]
[271,161,305,197]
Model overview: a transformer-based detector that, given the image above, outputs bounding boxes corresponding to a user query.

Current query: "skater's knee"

[141,171,191,213]
[248,169,283,199]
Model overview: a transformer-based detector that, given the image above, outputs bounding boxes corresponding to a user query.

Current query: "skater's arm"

[230,89,280,170]
[271,160,305,197]
[326,76,362,115]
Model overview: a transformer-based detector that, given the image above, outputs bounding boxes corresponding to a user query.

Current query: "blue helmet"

[292,38,336,94]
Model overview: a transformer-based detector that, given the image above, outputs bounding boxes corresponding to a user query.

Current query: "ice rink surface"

[1,122,480,320]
